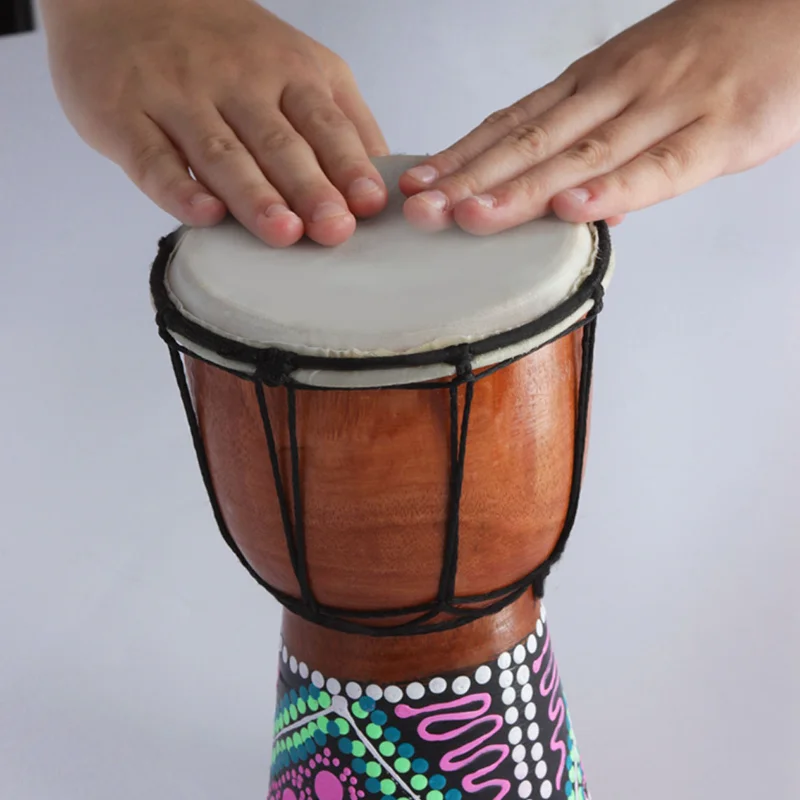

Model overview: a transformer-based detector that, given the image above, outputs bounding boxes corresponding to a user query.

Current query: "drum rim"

[150,220,611,386]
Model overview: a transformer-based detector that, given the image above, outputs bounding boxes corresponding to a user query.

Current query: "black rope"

[151,223,610,637]
[438,354,475,605]
[150,222,611,379]
[286,387,316,611]
[254,383,301,577]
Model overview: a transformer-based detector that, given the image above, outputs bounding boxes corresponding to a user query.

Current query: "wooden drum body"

[186,332,583,619]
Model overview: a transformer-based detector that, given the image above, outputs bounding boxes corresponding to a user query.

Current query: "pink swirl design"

[532,628,566,790]
[396,694,510,800]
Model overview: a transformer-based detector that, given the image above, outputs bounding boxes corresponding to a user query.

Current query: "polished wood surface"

[186,330,583,622]
[281,593,542,684]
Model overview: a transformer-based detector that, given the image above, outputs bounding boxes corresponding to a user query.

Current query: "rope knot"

[256,347,294,386]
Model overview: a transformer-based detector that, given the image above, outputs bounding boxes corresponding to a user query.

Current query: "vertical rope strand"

[544,316,597,571]
[254,382,301,578]
[438,378,475,605]
[168,349,266,586]
[286,387,316,611]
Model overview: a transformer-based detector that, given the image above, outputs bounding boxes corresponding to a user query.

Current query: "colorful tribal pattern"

[268,608,589,800]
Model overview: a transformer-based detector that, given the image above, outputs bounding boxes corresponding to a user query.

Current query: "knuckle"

[197,132,243,165]
[567,137,612,170]
[509,171,543,201]
[304,104,352,133]
[647,143,688,182]
[605,171,630,197]
[129,142,170,185]
[441,171,480,197]
[506,122,550,161]
[482,104,528,131]
[429,148,467,175]
[256,126,298,156]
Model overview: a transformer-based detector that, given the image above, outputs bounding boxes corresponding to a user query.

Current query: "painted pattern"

[268,608,589,800]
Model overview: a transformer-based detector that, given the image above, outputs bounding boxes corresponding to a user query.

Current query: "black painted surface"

[0,0,35,36]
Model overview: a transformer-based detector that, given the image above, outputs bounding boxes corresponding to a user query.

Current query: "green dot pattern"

[271,678,465,800]
[351,741,366,757]
[411,775,428,791]
[379,741,396,757]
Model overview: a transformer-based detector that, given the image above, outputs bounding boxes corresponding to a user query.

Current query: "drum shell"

[185,330,584,615]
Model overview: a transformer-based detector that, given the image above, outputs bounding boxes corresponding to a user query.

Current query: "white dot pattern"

[475,665,492,685]
[512,744,527,763]
[521,684,534,703]
[275,617,579,800]
[384,685,403,703]
[406,682,425,700]
[366,684,383,701]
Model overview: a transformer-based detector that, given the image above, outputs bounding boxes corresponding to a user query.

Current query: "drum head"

[156,155,612,387]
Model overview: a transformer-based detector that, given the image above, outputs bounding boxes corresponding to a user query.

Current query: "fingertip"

[346,176,389,218]
[402,192,452,232]
[255,204,305,247]
[305,210,358,247]
[399,164,440,197]
[451,197,502,236]
[550,187,601,223]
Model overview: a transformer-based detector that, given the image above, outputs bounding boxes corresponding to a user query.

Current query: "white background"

[1,1,798,798]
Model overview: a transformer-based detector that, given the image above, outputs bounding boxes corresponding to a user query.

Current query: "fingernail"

[264,203,296,218]
[416,190,449,212]
[312,202,351,222]
[472,194,497,209]
[564,188,591,204]
[191,192,218,207]
[349,177,382,197]
[406,165,439,184]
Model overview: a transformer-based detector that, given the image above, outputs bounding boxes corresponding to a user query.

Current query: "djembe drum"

[150,155,613,800]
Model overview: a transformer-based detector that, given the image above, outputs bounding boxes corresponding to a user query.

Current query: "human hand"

[400,0,800,234]
[41,0,389,246]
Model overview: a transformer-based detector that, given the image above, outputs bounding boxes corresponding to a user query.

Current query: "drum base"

[270,595,591,800]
